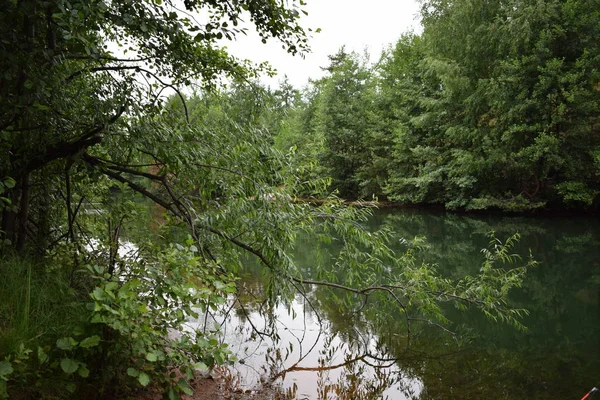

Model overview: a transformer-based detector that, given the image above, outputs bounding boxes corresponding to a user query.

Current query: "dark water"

[212,208,600,400]
[363,209,600,399]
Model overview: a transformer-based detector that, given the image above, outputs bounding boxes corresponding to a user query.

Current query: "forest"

[269,0,600,211]
[0,0,598,399]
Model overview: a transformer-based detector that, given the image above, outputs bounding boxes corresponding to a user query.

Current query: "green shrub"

[1,243,236,399]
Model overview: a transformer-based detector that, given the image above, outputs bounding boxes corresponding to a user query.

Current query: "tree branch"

[84,155,177,215]
[67,66,190,123]
[23,106,125,173]
[66,65,142,82]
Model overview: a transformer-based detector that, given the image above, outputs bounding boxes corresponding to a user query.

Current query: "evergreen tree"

[315,48,375,198]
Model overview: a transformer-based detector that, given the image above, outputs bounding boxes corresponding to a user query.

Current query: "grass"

[0,253,86,359]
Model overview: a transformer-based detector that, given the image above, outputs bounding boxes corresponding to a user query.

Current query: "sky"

[225,0,422,88]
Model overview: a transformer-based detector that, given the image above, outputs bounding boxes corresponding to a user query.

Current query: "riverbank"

[134,369,287,400]
[296,197,600,217]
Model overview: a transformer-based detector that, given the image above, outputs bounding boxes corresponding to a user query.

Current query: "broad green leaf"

[56,337,78,350]
[177,378,193,395]
[91,287,106,301]
[123,279,142,290]
[213,280,225,290]
[167,387,179,400]
[92,265,104,275]
[193,361,208,373]
[137,304,148,313]
[90,313,104,324]
[78,365,90,378]
[3,178,15,189]
[127,367,139,377]
[60,358,79,374]
[145,352,157,362]
[138,372,150,386]
[79,336,101,348]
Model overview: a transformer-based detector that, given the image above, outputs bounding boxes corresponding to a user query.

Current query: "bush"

[1,243,236,399]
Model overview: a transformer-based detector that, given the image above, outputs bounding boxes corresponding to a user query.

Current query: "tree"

[384,0,600,210]
[273,80,331,197]
[313,48,376,199]
[0,0,309,251]
[0,0,314,397]
[377,33,450,205]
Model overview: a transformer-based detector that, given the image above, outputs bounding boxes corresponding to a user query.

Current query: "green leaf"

[79,335,101,348]
[60,358,79,374]
[193,361,208,373]
[123,279,142,290]
[177,378,193,395]
[91,287,106,301]
[3,178,15,189]
[37,347,48,364]
[90,313,104,324]
[145,352,157,362]
[167,387,180,400]
[56,337,78,350]
[213,280,225,290]
[138,372,150,386]
[78,365,90,378]
[127,367,139,377]
[92,265,104,275]
[0,361,13,380]
[32,102,51,111]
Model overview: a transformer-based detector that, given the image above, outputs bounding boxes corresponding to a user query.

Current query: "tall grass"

[0,254,86,358]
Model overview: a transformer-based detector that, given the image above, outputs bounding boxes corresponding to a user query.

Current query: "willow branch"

[66,65,189,123]
[191,162,265,191]
[85,160,176,215]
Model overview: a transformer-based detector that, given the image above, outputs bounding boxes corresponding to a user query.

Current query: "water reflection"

[188,292,423,399]
[195,208,599,399]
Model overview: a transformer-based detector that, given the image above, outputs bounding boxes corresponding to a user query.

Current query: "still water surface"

[192,209,599,400]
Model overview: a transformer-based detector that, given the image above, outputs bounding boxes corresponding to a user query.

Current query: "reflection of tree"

[206,208,598,399]
[314,277,598,400]
[397,337,599,400]
[309,209,600,400]
[316,356,414,400]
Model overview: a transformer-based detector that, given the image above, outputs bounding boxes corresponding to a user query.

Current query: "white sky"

[225,0,422,88]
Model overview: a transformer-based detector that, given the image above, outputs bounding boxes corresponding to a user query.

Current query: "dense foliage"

[274,0,600,211]
[0,0,315,397]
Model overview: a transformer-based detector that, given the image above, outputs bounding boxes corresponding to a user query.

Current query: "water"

[190,208,599,400]
[365,209,600,399]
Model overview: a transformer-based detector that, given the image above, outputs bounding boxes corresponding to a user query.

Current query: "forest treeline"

[216,0,600,211]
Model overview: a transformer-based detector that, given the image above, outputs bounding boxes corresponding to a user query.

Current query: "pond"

[188,208,600,400]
